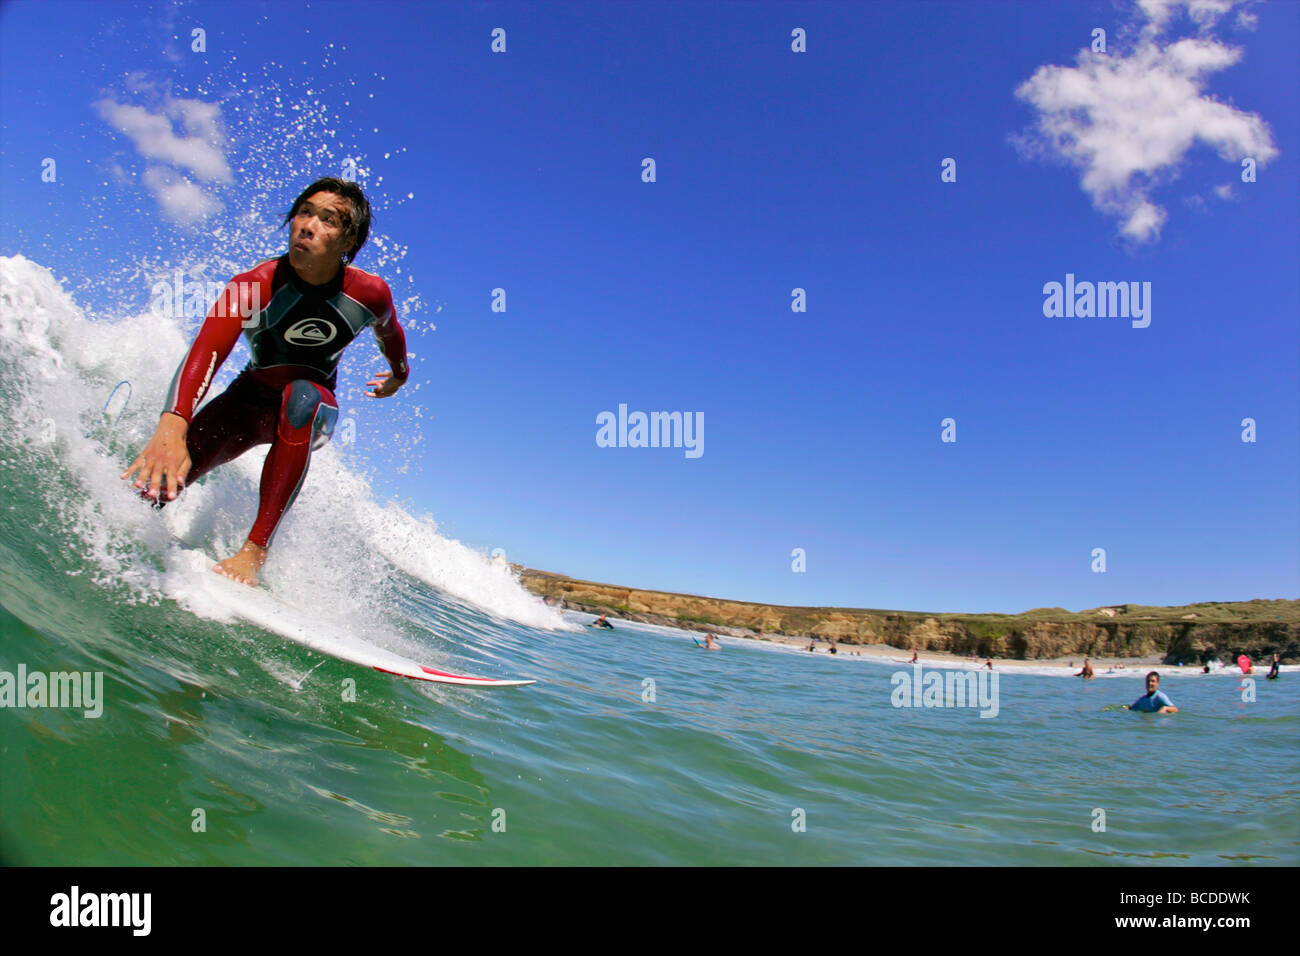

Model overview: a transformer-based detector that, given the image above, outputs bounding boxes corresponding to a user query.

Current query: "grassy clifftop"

[517,568,1299,663]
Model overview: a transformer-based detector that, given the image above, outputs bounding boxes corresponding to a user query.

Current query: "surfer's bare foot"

[213,540,268,587]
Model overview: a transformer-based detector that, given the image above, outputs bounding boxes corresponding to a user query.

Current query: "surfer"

[1266,654,1280,680]
[700,633,721,650]
[1075,658,1095,679]
[1124,671,1178,713]
[590,614,614,630]
[120,178,409,586]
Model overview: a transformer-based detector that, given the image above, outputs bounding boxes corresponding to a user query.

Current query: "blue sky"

[2,0,1297,613]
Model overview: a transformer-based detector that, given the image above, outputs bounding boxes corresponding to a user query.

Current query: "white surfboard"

[177,548,535,687]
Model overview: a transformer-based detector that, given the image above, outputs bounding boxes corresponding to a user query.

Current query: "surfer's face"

[1146,674,1159,694]
[289,192,353,267]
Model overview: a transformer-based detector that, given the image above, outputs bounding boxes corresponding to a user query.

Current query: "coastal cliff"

[517,568,1299,663]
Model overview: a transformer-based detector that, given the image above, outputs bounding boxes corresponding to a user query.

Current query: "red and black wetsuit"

[158,254,409,547]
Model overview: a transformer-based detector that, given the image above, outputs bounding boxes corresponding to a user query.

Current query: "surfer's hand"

[365,370,406,399]
[121,413,191,501]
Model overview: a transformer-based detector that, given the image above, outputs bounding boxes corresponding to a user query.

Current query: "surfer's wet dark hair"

[283,177,371,264]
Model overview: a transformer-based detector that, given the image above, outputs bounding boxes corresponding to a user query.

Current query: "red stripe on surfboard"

[372,666,427,680]
[422,665,464,678]
[369,664,510,684]
[420,665,503,682]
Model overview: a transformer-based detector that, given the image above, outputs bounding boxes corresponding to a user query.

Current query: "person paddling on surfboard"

[120,177,409,586]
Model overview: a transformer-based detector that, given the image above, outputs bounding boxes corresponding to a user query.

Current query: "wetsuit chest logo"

[283,317,338,347]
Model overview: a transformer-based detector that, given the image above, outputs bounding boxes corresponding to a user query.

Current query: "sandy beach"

[748,632,1163,669]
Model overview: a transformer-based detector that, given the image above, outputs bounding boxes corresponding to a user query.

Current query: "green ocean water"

[4,455,1299,870]
[4,550,1299,866]
[4,522,1300,865]
[2,255,1298,866]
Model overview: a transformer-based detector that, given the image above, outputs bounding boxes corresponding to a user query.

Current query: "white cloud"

[140,166,223,226]
[94,97,233,183]
[1014,0,1277,242]
[1137,0,1239,32]
[1214,183,1235,199]
[1121,199,1168,240]
[94,91,233,227]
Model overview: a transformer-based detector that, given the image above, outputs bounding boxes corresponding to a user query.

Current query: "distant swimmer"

[1267,654,1280,680]
[806,641,816,653]
[700,633,721,651]
[1076,658,1095,680]
[910,651,919,664]
[589,614,614,630]
[1124,671,1178,714]
[985,659,994,670]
